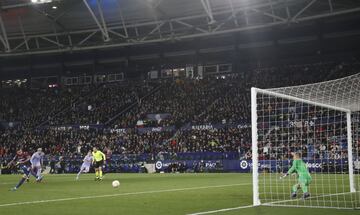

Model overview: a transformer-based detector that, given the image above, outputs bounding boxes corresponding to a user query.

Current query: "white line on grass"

[186,191,360,214]
[263,191,359,205]
[186,205,255,215]
[262,204,355,210]
[0,182,13,185]
[0,183,251,207]
[0,178,96,185]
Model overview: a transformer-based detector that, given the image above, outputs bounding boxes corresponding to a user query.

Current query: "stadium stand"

[1,59,359,173]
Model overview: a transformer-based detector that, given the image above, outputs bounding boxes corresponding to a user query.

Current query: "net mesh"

[269,73,360,111]
[253,73,360,209]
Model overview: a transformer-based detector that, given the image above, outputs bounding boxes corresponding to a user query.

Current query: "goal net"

[251,73,360,209]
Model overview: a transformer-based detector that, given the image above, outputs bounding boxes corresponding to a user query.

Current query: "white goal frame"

[251,87,357,207]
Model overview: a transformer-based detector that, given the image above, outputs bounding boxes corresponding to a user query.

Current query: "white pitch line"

[263,191,359,205]
[0,178,96,185]
[186,205,255,215]
[0,183,251,207]
[0,182,13,185]
[186,191,360,214]
[262,204,355,210]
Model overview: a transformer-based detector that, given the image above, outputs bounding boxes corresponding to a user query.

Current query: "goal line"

[263,191,360,209]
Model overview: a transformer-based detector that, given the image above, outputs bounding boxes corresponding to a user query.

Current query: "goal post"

[347,111,356,193]
[251,87,260,206]
[251,73,360,209]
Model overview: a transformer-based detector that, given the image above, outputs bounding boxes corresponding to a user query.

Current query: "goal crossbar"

[253,88,351,113]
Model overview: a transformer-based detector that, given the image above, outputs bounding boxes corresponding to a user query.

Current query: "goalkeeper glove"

[280,173,288,180]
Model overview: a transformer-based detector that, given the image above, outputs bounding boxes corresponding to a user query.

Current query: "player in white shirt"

[76,151,93,180]
[30,148,45,182]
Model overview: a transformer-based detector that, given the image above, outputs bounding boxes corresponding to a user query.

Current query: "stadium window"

[72,77,78,85]
[108,74,116,82]
[203,65,217,74]
[161,69,173,78]
[85,76,92,84]
[218,64,232,73]
[115,73,124,81]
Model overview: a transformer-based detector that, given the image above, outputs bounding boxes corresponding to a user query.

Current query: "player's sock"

[76,171,81,179]
[36,168,42,179]
[291,184,298,193]
[291,184,300,198]
[15,177,26,189]
[95,170,99,178]
[301,183,308,193]
[99,170,103,178]
[30,170,37,179]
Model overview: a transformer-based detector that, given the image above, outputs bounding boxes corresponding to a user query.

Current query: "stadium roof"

[0,0,360,56]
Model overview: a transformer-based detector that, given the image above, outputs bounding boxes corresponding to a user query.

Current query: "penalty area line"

[186,205,255,215]
[0,183,250,207]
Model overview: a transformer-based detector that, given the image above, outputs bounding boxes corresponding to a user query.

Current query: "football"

[112,180,120,188]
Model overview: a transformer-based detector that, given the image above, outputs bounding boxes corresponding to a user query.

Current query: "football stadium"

[0,0,359,214]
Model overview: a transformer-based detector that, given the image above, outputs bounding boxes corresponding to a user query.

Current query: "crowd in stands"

[195,83,250,124]
[1,59,359,168]
[0,126,251,158]
[175,127,251,154]
[0,86,90,129]
[48,83,155,125]
[113,78,235,128]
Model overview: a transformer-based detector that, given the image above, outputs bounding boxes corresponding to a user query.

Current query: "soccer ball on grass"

[112,180,120,188]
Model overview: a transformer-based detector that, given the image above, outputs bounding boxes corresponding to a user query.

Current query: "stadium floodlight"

[31,0,53,4]
[251,73,360,209]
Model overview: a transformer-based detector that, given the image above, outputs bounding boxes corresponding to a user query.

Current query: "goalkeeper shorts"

[299,176,311,186]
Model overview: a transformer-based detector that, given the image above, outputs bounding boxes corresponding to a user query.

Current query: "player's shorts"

[93,160,104,168]
[80,164,90,173]
[20,165,31,176]
[31,164,41,169]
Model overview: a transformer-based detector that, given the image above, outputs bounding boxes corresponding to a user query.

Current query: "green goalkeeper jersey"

[287,159,311,180]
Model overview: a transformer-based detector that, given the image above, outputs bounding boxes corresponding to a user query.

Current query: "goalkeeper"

[282,152,312,199]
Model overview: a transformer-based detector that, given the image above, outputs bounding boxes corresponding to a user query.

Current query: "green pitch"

[259,173,360,208]
[0,173,358,215]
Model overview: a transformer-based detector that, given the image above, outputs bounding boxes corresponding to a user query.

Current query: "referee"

[92,147,106,181]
